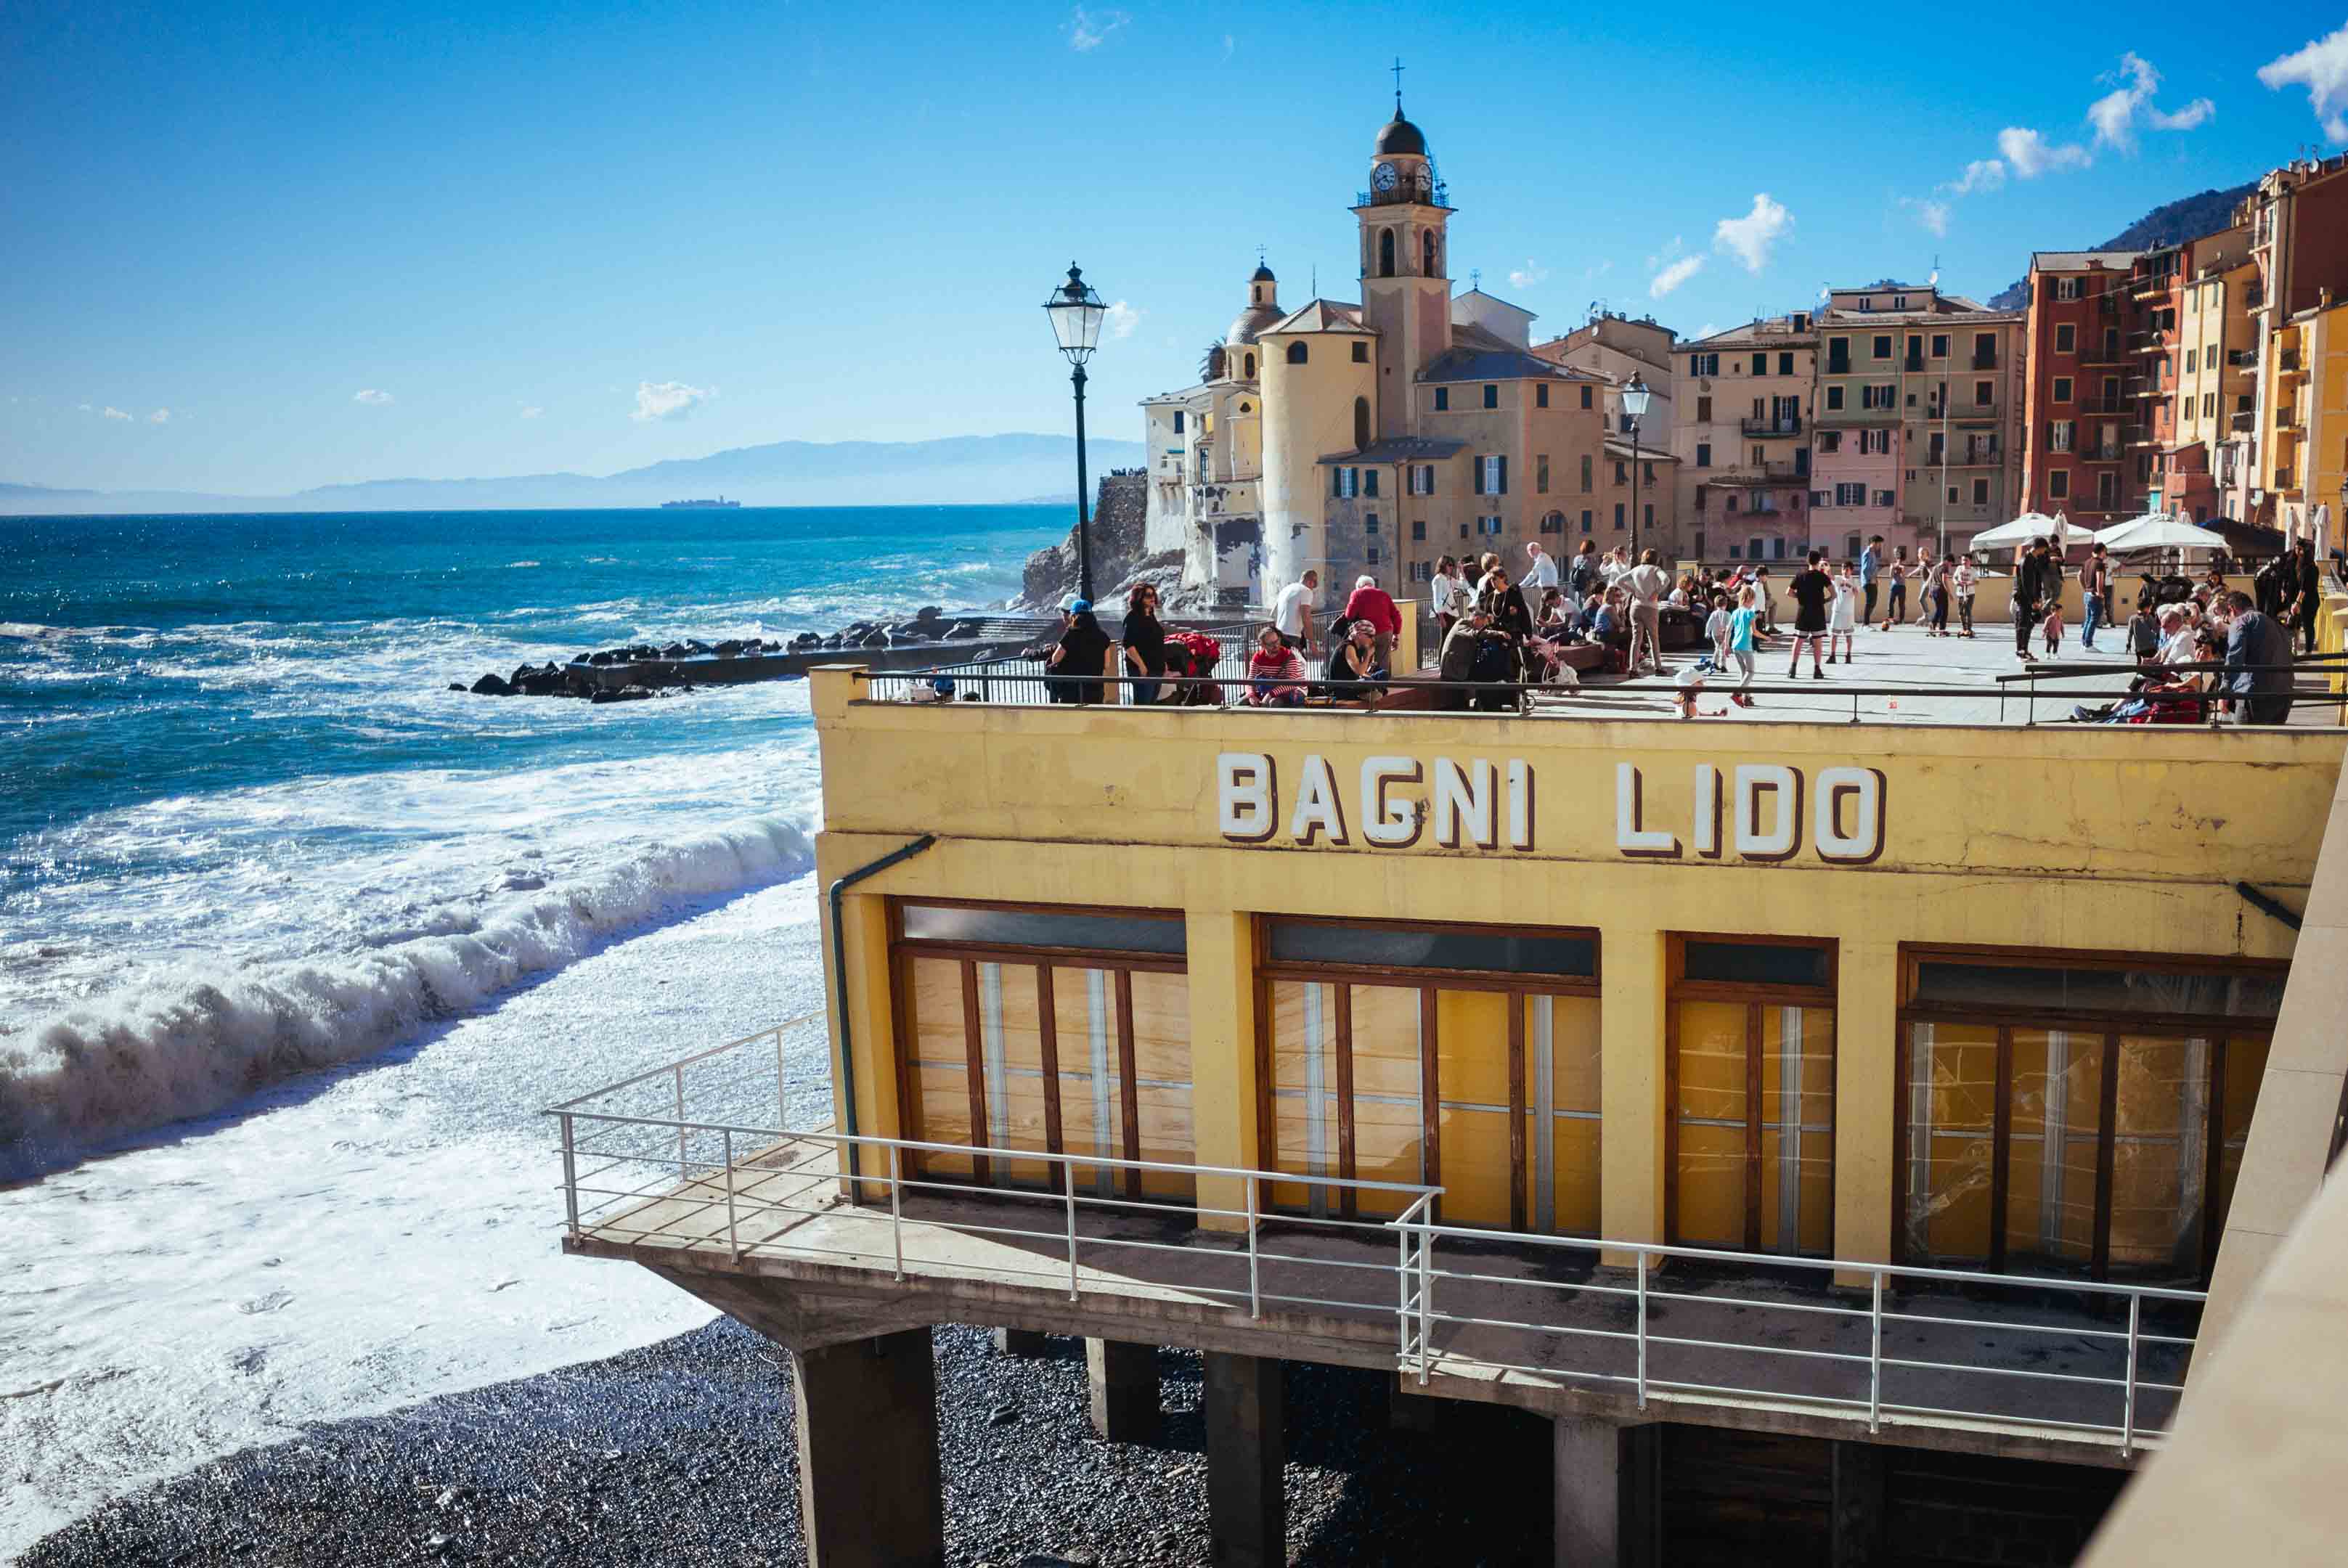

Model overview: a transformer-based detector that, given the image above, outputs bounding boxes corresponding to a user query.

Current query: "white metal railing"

[548,1031,2205,1456]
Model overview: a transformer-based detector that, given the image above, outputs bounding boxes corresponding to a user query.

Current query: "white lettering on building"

[1289,754,1348,846]
[1359,757,1424,847]
[1432,757,1496,849]
[1218,752,1276,843]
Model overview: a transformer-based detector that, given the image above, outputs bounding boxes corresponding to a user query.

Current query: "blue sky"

[6,1,2346,495]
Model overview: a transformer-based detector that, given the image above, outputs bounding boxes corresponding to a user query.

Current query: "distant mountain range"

[0,433,1148,515]
[1987,181,2259,310]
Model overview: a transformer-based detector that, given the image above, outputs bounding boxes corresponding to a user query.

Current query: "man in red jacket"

[1342,573,1403,672]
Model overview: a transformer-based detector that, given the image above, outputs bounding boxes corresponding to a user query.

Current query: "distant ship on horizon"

[659,496,741,509]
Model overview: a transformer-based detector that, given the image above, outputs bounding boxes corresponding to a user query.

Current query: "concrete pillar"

[1085,1338,1161,1443]
[1203,1352,1285,1568]
[992,1327,1052,1357]
[1186,911,1260,1233]
[1553,1418,1659,1568]
[791,1327,942,1568]
[1833,934,1901,1285]
[1830,1440,1888,1567]
[1599,929,1668,1263]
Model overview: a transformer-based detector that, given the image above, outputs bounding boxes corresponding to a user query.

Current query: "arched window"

[1422,231,1438,277]
[1244,353,1255,378]
[1286,342,1308,364]
[1353,397,1371,451]
[1379,229,1396,278]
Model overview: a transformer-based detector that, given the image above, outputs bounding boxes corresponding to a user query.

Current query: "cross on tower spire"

[1390,57,1405,113]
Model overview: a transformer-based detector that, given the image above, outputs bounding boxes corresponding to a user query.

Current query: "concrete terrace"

[560,1132,2194,1470]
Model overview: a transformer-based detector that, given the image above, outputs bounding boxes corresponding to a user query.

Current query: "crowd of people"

[1024,531,2318,724]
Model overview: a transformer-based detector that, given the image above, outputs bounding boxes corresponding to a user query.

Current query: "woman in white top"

[1952,556,1978,638]
[1430,555,1462,641]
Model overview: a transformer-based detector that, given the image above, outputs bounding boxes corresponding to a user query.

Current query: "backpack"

[2129,615,2159,658]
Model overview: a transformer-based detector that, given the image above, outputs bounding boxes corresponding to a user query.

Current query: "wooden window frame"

[1891,942,2283,1283]
[889,897,1189,1203]
[1255,915,1601,1231]
[1663,932,1840,1255]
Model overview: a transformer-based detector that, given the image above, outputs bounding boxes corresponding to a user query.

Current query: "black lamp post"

[1622,374,1652,558]
[1044,263,1107,601]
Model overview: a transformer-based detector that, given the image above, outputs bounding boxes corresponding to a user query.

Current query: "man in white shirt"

[1522,542,1560,594]
[1271,569,1318,653]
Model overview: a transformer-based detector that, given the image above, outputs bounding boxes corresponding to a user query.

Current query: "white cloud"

[1713,193,1792,273]
[102,407,130,420]
[1905,198,1952,237]
[147,408,170,424]
[1507,258,1549,290]
[631,380,713,422]
[1220,33,1233,59]
[520,404,545,420]
[2149,97,2215,131]
[2088,52,2214,150]
[1064,6,1128,52]
[1998,126,2092,177]
[1695,323,1719,340]
[1582,259,1613,282]
[2259,24,2348,142]
[354,388,394,405]
[76,403,91,412]
[1104,299,1142,340]
[1650,255,1705,298]
[1944,158,2007,197]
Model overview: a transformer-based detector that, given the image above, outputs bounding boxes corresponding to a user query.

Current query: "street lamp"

[1621,374,1652,558]
[1043,263,1107,601]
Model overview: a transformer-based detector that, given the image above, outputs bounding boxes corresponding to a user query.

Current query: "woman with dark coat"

[1046,599,1112,703]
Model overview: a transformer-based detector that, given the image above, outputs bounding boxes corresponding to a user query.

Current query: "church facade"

[1141,103,1621,611]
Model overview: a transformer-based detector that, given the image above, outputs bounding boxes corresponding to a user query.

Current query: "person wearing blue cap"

[1047,597,1111,703]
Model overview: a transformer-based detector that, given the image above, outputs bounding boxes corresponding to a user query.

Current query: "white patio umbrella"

[2092,512,2225,553]
[1970,512,2096,550]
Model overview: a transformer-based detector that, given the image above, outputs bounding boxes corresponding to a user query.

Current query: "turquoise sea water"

[0,505,1059,1170]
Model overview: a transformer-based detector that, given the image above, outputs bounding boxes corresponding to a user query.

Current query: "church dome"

[1375,110,1427,156]
[1251,262,1276,283]
[1226,301,1283,347]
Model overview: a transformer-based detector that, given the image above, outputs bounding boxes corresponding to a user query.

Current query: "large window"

[1668,935,1837,1257]
[893,901,1194,1201]
[1897,947,2280,1283]
[1260,918,1601,1233]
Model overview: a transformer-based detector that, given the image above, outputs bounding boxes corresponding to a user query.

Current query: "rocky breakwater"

[453,605,1001,700]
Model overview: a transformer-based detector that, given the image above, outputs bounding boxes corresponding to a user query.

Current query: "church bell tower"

[1355,86,1453,441]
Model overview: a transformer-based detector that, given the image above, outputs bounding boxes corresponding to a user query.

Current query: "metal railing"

[546,1029,2210,1455]
[1388,1215,2201,1456]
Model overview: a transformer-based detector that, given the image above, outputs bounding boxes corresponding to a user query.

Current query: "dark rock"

[447,682,466,692]
[589,685,656,704]
[469,674,512,696]
[860,632,890,648]
[714,640,744,657]
[916,605,945,621]
[660,643,689,659]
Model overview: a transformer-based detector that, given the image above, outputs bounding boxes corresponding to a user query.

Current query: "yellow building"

[2264,297,2348,548]
[551,650,2348,1566]
[2172,250,2259,517]
[1151,100,1618,617]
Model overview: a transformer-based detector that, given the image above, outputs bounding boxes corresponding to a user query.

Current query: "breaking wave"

[0,814,815,1181]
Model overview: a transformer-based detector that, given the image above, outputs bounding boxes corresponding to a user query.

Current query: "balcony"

[1741,415,1803,437]
[1941,401,2000,422]
[2086,442,2126,462]
[550,1029,2209,1468]
[1353,172,1450,209]
[1970,352,2000,370]
[2129,332,2166,355]
[1825,357,1852,376]
[1815,404,1900,427]
[2077,343,2129,367]
[2278,350,2306,377]
[2232,412,2256,433]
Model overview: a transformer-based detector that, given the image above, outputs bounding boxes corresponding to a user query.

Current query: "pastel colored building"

[1672,311,1817,561]
[2021,251,2141,526]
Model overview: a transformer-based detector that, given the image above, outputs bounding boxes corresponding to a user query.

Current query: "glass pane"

[2005,1029,2106,1274]
[1675,1000,1748,1246]
[1435,989,1514,1228]
[1528,994,1604,1236]
[1267,979,1338,1214]
[1684,941,1829,989]
[1128,968,1195,1201]
[1913,962,2280,1021]
[2108,1035,2206,1278]
[1353,985,1427,1219]
[2215,1037,2270,1230]
[1904,1022,1998,1265]
[905,956,976,1177]
[1054,966,1125,1197]
[1267,920,1595,978]
[902,903,1186,955]
[977,963,1051,1188]
[1758,1005,1834,1255]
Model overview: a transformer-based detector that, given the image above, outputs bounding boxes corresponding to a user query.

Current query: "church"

[1141,98,1656,612]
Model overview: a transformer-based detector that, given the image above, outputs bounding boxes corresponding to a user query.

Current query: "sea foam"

[0,813,815,1180]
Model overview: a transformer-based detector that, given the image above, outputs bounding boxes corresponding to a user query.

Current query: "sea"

[0,505,1061,1551]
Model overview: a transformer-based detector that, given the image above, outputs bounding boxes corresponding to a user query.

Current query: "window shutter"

[1496,456,1508,494]
[1472,460,1485,497]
